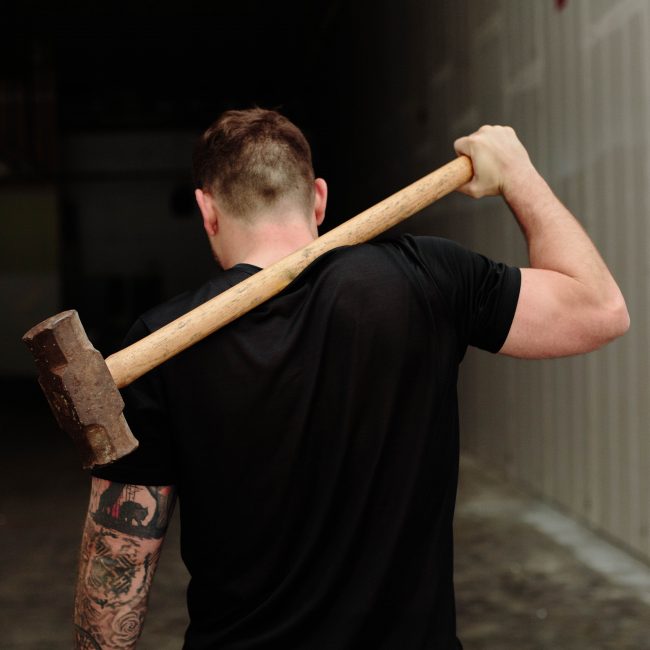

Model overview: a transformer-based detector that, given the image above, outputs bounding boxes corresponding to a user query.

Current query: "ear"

[313,178,327,226]
[195,189,219,237]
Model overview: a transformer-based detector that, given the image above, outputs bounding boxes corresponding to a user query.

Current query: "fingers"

[452,125,527,198]
[454,135,478,196]
[456,179,487,199]
[454,135,471,158]
[456,125,517,150]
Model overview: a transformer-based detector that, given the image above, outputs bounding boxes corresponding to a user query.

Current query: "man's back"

[97,236,519,649]
[76,118,627,649]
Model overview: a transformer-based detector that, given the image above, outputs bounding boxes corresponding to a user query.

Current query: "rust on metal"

[22,310,138,469]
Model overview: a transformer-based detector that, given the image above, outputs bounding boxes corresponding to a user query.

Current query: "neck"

[216,211,319,269]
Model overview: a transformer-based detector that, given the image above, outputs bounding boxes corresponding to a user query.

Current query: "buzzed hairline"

[193,108,315,221]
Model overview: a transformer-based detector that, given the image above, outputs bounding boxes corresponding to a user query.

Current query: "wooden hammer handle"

[106,156,473,388]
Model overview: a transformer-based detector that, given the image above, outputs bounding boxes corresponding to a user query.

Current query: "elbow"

[611,297,631,338]
[595,294,630,347]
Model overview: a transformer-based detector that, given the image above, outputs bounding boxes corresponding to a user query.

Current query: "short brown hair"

[192,108,315,219]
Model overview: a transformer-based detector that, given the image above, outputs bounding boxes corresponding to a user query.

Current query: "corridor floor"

[2,386,649,648]
[454,457,650,649]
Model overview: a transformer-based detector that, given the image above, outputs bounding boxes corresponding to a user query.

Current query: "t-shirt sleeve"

[91,318,176,486]
[408,235,521,354]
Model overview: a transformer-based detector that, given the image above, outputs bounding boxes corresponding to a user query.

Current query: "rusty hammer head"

[22,310,138,469]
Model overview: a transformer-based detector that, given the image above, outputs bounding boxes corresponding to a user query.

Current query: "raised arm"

[454,125,629,359]
[74,477,176,649]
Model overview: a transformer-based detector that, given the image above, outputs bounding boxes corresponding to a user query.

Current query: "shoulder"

[319,234,461,266]
[364,234,473,278]
[124,268,242,345]
[398,233,473,259]
[370,234,466,260]
[296,235,470,292]
[312,236,469,308]
[386,234,512,281]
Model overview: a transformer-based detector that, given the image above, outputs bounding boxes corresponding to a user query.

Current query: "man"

[74,109,629,649]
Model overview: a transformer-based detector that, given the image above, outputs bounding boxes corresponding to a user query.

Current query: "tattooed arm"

[74,477,177,649]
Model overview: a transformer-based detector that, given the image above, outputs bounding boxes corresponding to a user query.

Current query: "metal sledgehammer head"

[22,310,138,469]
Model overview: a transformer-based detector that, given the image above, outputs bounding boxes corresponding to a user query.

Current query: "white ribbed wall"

[391,0,650,562]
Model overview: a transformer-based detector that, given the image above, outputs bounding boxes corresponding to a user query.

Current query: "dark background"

[5,4,650,649]
[2,1,447,361]
[1,6,455,642]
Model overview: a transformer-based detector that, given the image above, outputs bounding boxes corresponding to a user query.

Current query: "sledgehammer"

[22,156,473,469]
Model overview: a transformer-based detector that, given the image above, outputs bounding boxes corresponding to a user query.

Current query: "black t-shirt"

[93,235,521,650]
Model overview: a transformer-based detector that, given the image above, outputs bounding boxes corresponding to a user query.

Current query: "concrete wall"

[384,0,649,563]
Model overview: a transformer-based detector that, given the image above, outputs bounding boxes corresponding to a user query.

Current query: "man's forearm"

[74,479,175,649]
[504,166,625,310]
[75,515,163,649]
[455,124,628,357]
